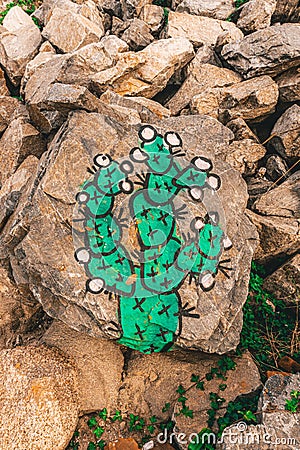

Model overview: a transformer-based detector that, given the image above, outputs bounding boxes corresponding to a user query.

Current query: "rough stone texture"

[0,263,41,349]
[42,320,124,414]
[167,11,242,47]
[176,0,235,20]
[268,104,300,160]
[237,0,276,33]
[217,374,300,449]
[0,6,42,86]
[42,7,104,53]
[100,89,171,121]
[0,112,258,354]
[0,345,79,450]
[120,0,152,20]
[121,18,154,50]
[265,154,288,182]
[222,24,300,79]
[139,4,164,34]
[276,67,300,103]
[226,118,259,142]
[0,117,45,186]
[219,139,266,175]
[92,38,194,98]
[263,254,300,305]
[21,47,58,94]
[191,75,279,123]
[272,0,300,23]
[119,350,261,450]
[105,438,139,450]
[0,67,9,96]
[247,171,300,263]
[166,63,241,115]
[0,96,24,134]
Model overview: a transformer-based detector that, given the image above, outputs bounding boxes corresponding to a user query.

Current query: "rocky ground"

[0,0,299,449]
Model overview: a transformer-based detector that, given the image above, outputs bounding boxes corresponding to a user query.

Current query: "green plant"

[235,0,249,7]
[285,390,300,413]
[238,262,300,373]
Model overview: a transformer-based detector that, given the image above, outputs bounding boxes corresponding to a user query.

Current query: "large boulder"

[167,11,243,47]
[0,6,42,86]
[191,75,279,123]
[1,112,257,354]
[222,24,300,79]
[237,0,276,33]
[42,7,105,53]
[166,62,241,116]
[42,320,124,413]
[247,171,300,263]
[0,345,79,450]
[175,0,235,20]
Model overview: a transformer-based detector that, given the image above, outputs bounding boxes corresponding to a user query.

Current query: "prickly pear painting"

[73,125,232,354]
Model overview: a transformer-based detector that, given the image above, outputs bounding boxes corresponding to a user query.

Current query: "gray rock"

[42,7,105,53]
[0,345,79,450]
[167,11,243,47]
[217,374,300,449]
[42,320,124,414]
[166,63,241,116]
[265,155,288,182]
[176,0,235,20]
[247,171,300,263]
[0,112,258,354]
[222,24,300,79]
[237,0,276,33]
[263,254,300,305]
[191,75,279,123]
[0,6,42,86]
[268,104,300,160]
[276,67,300,103]
[120,18,154,51]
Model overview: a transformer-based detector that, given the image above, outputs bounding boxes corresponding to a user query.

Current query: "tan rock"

[0,117,45,185]
[176,0,235,20]
[167,63,241,115]
[92,38,194,98]
[0,67,8,96]
[222,24,300,79]
[272,0,300,23]
[218,139,266,175]
[191,75,279,122]
[0,96,22,134]
[237,0,276,33]
[226,118,259,142]
[119,351,261,448]
[167,11,242,47]
[42,320,123,414]
[42,7,104,53]
[0,345,79,450]
[139,4,164,33]
[268,104,300,159]
[121,18,154,50]
[105,438,139,450]
[0,6,41,86]
[276,67,300,103]
[100,89,171,121]
[265,154,288,181]
[263,254,300,305]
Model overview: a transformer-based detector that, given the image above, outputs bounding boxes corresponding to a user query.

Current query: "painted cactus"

[74,125,232,353]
